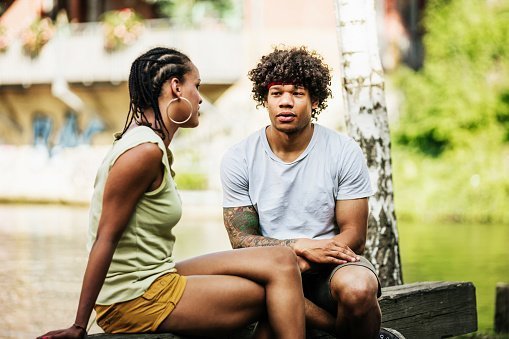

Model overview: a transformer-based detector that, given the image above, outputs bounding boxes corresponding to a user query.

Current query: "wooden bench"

[89,281,477,339]
[379,281,477,338]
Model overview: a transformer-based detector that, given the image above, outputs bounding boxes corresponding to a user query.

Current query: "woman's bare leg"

[158,274,264,336]
[161,246,305,339]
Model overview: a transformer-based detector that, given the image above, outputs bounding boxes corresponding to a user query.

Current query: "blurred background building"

[0,0,425,202]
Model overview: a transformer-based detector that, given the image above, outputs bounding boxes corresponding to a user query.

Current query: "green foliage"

[391,0,509,223]
[151,0,236,27]
[393,0,509,156]
[497,91,509,141]
[174,172,208,190]
[171,146,208,190]
[392,144,509,224]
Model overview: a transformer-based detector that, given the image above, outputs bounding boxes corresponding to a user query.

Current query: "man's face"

[265,84,318,134]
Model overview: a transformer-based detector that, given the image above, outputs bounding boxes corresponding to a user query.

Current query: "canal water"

[0,203,507,338]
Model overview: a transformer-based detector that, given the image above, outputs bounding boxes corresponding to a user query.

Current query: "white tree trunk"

[333,0,403,286]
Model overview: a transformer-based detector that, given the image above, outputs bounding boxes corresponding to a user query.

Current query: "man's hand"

[296,255,312,272]
[294,238,360,265]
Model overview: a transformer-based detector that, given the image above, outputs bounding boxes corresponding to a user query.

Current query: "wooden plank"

[89,281,477,339]
[380,281,477,338]
[88,325,254,338]
[495,282,509,333]
[88,326,254,339]
[88,335,181,339]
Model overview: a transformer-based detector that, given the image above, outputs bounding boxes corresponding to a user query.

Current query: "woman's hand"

[37,324,86,339]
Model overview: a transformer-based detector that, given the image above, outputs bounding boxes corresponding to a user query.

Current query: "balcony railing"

[0,19,244,86]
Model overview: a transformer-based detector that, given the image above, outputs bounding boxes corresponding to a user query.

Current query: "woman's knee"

[272,246,299,265]
[264,247,299,275]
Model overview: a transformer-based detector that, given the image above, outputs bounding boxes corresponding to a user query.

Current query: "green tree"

[392,0,509,223]
[395,0,509,155]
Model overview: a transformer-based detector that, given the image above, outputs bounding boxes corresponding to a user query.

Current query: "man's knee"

[330,267,379,316]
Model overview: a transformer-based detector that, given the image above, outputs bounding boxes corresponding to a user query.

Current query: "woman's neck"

[130,109,178,147]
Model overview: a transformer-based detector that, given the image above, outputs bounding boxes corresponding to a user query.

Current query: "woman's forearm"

[73,237,117,328]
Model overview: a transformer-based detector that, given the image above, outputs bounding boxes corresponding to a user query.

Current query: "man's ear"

[312,100,319,110]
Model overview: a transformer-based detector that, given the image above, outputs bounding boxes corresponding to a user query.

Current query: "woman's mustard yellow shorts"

[95,272,187,333]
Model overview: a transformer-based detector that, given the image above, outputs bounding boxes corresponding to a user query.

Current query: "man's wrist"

[292,238,308,255]
[284,238,298,249]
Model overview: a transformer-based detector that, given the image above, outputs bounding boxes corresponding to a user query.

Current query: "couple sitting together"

[39,45,401,339]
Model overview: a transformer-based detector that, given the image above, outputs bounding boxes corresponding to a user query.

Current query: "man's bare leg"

[305,298,336,334]
[331,265,381,339]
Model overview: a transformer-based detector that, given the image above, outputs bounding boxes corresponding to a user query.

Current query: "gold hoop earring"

[165,97,193,124]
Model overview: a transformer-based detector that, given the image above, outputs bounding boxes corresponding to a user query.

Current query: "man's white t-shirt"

[220,124,373,240]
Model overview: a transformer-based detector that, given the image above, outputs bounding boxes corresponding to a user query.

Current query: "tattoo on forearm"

[223,206,296,249]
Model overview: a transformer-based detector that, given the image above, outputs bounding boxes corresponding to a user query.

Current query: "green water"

[398,221,509,331]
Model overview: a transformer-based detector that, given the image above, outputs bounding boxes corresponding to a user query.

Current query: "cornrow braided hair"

[248,46,332,120]
[116,47,192,140]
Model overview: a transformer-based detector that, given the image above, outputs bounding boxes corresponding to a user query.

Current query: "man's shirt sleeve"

[220,147,253,207]
[336,139,374,200]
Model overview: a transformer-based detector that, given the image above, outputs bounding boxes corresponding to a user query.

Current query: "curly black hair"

[247,46,332,120]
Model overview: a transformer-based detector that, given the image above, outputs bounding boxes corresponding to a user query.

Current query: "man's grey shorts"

[301,256,382,315]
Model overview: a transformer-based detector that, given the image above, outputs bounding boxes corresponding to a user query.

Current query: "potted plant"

[0,24,8,54]
[101,8,144,53]
[20,17,55,59]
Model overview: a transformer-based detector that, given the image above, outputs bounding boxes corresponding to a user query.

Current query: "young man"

[220,46,400,339]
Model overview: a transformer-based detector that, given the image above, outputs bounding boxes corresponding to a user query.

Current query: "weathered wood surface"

[380,281,477,338]
[88,281,477,339]
[495,282,509,333]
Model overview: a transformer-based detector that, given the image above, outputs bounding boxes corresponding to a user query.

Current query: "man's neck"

[266,124,314,163]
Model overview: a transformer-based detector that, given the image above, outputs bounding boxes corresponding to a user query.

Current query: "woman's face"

[176,63,202,128]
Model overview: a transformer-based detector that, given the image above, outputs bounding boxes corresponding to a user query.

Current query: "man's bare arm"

[223,206,296,249]
[224,206,356,267]
[223,206,335,332]
[333,198,369,254]
[292,198,369,265]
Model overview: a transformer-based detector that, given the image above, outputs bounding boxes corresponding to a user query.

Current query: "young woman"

[38,47,305,339]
